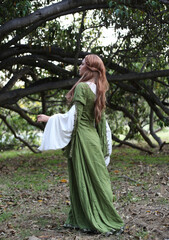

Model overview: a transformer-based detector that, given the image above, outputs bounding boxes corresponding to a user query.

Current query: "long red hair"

[66,54,109,124]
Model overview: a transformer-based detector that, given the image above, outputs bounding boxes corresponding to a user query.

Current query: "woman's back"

[73,82,96,127]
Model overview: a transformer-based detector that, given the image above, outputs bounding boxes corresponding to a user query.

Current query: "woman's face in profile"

[79,59,87,76]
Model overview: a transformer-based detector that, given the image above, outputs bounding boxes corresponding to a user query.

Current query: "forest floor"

[0,146,168,240]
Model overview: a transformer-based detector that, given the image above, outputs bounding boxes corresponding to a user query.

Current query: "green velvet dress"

[65,82,124,234]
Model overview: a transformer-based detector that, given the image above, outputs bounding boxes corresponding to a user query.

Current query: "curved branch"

[3,104,44,130]
[0,113,39,153]
[113,80,169,124]
[0,67,32,92]
[0,0,153,43]
[0,0,109,41]
[149,108,163,147]
[108,102,156,148]
[1,19,45,49]
[0,56,71,75]
[108,70,169,83]
[0,77,78,106]
[147,100,169,124]
[0,45,69,60]
[138,81,169,115]
[0,67,169,110]
[112,133,153,154]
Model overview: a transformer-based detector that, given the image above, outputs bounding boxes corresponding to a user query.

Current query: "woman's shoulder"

[73,82,88,104]
[75,82,89,92]
[76,82,88,88]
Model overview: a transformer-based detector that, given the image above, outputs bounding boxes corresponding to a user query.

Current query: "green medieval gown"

[64,82,124,234]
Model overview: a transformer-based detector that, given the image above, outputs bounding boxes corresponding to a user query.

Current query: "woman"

[37,54,124,235]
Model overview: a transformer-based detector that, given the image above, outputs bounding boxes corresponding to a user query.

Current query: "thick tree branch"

[0,77,78,106]
[1,19,45,49]
[0,2,113,47]
[112,133,153,154]
[149,108,163,147]
[0,56,71,76]
[145,99,169,125]
[0,0,153,43]
[110,77,169,124]
[0,45,69,60]
[3,104,44,130]
[108,70,169,83]
[108,103,156,148]
[1,67,32,92]
[0,67,169,108]
[138,81,169,115]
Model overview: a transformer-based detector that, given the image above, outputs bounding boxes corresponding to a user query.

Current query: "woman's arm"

[37,114,50,123]
[38,105,76,151]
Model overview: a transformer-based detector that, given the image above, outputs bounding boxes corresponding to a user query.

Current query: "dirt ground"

[0,146,168,240]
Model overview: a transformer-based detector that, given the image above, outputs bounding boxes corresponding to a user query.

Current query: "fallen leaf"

[60,179,68,183]
[7,202,14,205]
[39,235,51,239]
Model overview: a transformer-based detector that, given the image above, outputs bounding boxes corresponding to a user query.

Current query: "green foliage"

[0,107,39,150]
[0,0,31,23]
[0,0,168,150]
[0,211,13,222]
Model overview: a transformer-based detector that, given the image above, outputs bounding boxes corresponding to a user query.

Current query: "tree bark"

[112,133,153,154]
[149,108,163,147]
[108,103,156,148]
[3,105,44,130]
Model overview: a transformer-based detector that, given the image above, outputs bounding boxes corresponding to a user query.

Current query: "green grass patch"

[136,230,150,238]
[112,147,169,164]
[0,211,14,222]
[0,149,63,161]
[9,171,50,191]
[0,149,29,161]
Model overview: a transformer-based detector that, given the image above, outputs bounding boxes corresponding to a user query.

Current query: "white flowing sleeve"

[38,105,75,151]
[105,120,112,166]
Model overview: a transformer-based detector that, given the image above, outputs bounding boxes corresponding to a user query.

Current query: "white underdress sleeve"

[38,105,75,151]
[105,120,112,166]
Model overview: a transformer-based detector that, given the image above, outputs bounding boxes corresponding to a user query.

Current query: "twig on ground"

[118,175,142,184]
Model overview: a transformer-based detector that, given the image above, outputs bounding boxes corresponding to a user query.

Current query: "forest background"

[0,1,169,240]
[0,0,169,153]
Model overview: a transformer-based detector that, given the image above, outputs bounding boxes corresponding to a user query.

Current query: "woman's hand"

[37,114,50,123]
